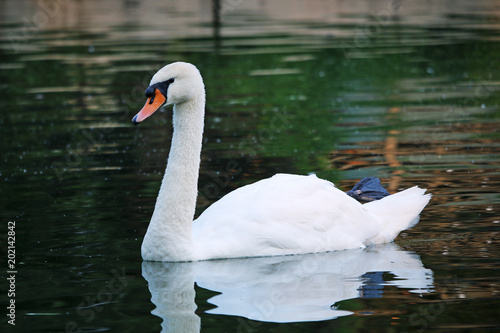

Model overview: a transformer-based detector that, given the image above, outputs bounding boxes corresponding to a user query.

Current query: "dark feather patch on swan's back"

[346,177,391,203]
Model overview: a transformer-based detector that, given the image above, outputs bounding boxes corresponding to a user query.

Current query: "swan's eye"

[144,78,174,105]
[149,90,157,104]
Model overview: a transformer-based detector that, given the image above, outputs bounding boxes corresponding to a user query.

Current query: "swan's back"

[193,174,420,260]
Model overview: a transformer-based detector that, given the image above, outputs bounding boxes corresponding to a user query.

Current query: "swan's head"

[132,62,204,125]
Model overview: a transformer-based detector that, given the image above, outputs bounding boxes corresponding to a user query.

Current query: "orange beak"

[132,89,167,125]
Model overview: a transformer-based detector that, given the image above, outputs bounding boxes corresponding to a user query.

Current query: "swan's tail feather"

[363,186,431,244]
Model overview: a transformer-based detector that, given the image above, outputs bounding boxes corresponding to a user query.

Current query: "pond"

[1,0,499,332]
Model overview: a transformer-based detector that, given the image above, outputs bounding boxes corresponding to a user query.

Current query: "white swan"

[133,62,431,262]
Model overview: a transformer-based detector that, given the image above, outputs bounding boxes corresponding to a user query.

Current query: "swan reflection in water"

[142,243,433,332]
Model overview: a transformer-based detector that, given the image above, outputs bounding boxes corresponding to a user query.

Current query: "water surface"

[1,0,499,332]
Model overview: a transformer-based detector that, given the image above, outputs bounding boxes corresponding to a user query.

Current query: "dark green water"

[1,0,499,332]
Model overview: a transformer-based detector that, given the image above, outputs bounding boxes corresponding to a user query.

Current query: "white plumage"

[193,173,430,260]
[133,62,431,262]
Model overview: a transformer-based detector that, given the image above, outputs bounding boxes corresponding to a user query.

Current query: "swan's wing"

[193,174,383,259]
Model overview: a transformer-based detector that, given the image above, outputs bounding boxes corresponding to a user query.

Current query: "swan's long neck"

[142,96,205,261]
